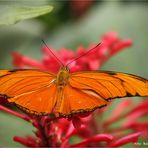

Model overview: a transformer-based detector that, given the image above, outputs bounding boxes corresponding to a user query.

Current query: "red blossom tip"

[12,52,24,68]
[12,52,45,69]
[70,134,113,147]
[14,136,28,146]
[121,100,148,128]
[122,122,148,138]
[0,95,9,104]
[108,132,141,147]
[111,39,132,55]
[104,99,133,127]
[102,32,118,44]
[14,136,38,147]
[72,116,83,129]
[0,105,31,121]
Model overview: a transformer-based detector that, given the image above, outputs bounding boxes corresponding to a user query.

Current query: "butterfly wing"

[57,71,148,116]
[57,84,108,116]
[0,69,57,115]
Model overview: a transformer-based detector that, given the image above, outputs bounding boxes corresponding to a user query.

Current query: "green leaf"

[0,5,53,25]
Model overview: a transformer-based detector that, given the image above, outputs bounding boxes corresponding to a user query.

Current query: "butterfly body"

[53,66,69,112]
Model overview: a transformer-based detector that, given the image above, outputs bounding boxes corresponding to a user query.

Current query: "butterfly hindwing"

[57,84,108,116]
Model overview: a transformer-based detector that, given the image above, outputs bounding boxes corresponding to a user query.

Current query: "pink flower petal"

[102,32,118,45]
[0,105,30,121]
[42,46,56,57]
[111,39,132,56]
[108,132,141,147]
[76,46,86,55]
[14,136,37,147]
[121,100,148,127]
[97,44,109,58]
[72,116,83,129]
[12,52,45,69]
[63,122,75,139]
[0,94,9,104]
[129,100,148,114]
[122,122,148,138]
[14,136,29,146]
[61,122,76,147]
[58,48,74,62]
[123,109,148,127]
[70,134,113,147]
[88,59,100,70]
[104,99,133,127]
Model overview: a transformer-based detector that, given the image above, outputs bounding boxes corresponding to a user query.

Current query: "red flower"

[108,132,141,147]
[0,94,9,104]
[12,32,132,73]
[1,32,147,147]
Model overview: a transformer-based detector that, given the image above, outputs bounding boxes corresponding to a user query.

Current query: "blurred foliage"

[0,111,34,147]
[0,5,53,25]
[0,0,148,147]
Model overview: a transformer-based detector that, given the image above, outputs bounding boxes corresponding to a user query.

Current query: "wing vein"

[70,78,106,100]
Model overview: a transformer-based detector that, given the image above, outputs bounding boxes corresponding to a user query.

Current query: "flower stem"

[0,105,30,121]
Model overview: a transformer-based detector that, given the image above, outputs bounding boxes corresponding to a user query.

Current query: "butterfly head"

[60,65,69,72]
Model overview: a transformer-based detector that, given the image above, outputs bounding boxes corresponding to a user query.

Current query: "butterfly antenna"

[66,43,101,66]
[42,40,64,66]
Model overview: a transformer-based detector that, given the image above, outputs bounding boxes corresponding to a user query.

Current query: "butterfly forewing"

[0,70,55,96]
[0,70,57,115]
[69,71,148,101]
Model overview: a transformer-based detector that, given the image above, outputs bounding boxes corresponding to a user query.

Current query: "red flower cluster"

[12,32,132,73]
[1,32,147,147]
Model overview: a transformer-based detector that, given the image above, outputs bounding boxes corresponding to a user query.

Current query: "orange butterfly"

[0,43,148,117]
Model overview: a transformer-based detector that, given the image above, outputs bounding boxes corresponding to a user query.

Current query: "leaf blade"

[0,5,53,25]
